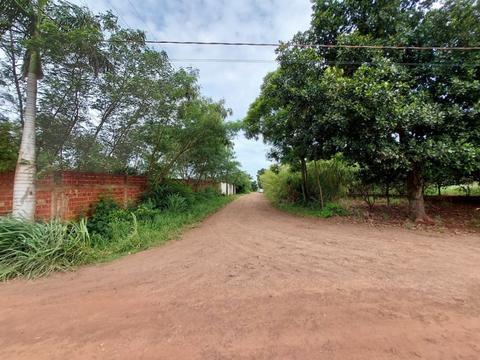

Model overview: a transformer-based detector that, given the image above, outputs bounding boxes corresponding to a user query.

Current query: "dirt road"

[1,193,480,359]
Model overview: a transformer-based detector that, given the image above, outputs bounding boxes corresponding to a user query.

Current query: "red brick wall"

[0,171,147,220]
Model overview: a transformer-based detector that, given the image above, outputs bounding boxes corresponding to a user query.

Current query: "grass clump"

[0,218,91,280]
[0,186,235,280]
[277,201,348,218]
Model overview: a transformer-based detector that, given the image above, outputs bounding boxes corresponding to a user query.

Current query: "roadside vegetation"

[0,183,236,280]
[0,0,253,280]
[245,0,479,224]
[260,155,354,217]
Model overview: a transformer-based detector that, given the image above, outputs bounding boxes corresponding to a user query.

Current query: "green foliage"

[0,122,18,172]
[278,202,348,219]
[86,196,128,240]
[1,0,246,183]
[0,192,234,280]
[260,156,355,205]
[194,187,220,201]
[143,181,195,210]
[166,194,188,212]
[261,165,302,204]
[244,0,480,219]
[0,217,90,280]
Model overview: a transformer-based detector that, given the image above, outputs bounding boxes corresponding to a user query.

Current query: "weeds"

[0,218,91,280]
[277,201,348,218]
[0,194,235,280]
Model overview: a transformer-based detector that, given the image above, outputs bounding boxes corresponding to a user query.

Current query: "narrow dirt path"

[1,193,480,359]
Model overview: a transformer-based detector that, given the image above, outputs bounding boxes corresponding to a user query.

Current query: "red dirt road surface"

[1,193,480,359]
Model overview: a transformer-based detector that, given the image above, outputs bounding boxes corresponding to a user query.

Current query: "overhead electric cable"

[139,40,480,51]
[168,58,480,67]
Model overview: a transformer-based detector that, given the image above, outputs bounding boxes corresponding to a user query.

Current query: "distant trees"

[0,0,249,219]
[245,0,480,222]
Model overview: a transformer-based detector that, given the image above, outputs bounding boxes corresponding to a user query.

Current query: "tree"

[1,0,245,209]
[3,0,103,219]
[256,168,266,189]
[9,0,47,219]
[0,121,18,172]
[245,0,480,221]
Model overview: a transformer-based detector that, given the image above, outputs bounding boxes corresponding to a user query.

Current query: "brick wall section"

[0,171,147,220]
[0,172,14,216]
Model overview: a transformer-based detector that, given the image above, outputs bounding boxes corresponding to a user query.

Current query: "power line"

[3,34,480,52]
[142,40,480,52]
[8,1,480,52]
[169,58,480,67]
[106,0,131,29]
[126,0,156,36]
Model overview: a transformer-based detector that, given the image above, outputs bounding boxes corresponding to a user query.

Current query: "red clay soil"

[1,193,480,359]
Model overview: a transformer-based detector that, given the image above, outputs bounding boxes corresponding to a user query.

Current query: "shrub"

[87,196,130,240]
[143,181,195,210]
[166,194,188,212]
[194,187,220,201]
[260,155,356,205]
[0,218,90,279]
[133,200,161,220]
[318,203,349,218]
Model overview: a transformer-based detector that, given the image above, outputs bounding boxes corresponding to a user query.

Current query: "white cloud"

[77,0,312,176]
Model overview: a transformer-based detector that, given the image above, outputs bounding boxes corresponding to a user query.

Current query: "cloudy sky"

[76,0,313,177]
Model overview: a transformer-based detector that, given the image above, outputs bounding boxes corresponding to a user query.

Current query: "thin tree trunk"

[314,159,324,209]
[300,157,308,202]
[406,164,432,223]
[12,61,38,220]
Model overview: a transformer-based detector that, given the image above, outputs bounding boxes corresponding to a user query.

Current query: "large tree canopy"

[245,0,480,221]
[0,0,249,189]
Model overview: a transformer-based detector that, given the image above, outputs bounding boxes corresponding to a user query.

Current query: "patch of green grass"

[0,195,236,280]
[276,201,348,218]
[0,218,91,280]
[425,183,480,196]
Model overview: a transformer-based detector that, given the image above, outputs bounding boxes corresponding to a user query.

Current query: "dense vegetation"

[0,183,235,280]
[0,0,251,219]
[245,0,480,222]
[0,0,251,278]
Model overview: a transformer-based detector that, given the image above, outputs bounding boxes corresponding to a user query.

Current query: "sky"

[74,0,313,177]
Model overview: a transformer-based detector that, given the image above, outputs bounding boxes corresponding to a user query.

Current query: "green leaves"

[246,0,479,219]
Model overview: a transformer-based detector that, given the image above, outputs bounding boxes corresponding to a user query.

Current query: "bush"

[166,194,188,212]
[143,181,195,210]
[87,196,130,241]
[318,203,349,218]
[194,187,220,201]
[0,218,91,280]
[260,155,356,205]
[133,200,161,220]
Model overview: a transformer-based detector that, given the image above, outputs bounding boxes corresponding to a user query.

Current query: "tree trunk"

[406,165,431,223]
[314,160,324,209]
[12,62,38,220]
[300,158,309,202]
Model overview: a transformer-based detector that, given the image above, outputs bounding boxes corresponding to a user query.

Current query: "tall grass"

[0,193,235,280]
[261,156,355,205]
[0,218,91,280]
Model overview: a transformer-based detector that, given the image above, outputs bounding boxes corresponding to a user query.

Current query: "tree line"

[0,0,251,220]
[244,0,480,222]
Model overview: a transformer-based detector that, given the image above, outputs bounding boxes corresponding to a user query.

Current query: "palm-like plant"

[3,0,106,219]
